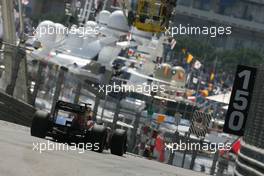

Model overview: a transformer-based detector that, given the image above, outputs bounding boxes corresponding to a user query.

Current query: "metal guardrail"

[0,91,36,127]
[235,140,264,176]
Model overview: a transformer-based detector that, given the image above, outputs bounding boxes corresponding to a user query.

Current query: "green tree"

[173,37,264,74]
[217,48,263,73]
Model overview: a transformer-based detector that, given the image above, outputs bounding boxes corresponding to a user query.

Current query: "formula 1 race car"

[30,100,127,156]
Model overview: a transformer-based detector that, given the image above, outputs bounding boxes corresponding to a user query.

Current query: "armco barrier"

[0,91,36,127]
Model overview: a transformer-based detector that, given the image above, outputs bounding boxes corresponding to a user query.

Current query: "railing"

[235,140,264,176]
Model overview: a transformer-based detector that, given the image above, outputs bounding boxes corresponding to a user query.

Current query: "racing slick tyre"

[31,110,50,138]
[90,125,107,153]
[110,129,127,156]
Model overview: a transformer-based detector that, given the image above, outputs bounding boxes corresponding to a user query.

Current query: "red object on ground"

[231,138,241,155]
[219,138,241,158]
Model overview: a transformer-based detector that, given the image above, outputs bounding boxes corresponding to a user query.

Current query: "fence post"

[74,82,82,104]
[181,132,190,168]
[50,66,68,114]
[31,61,44,106]
[168,131,180,165]
[210,150,219,175]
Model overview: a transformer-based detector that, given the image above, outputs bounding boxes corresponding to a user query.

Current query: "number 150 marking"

[238,70,251,90]
[228,70,251,131]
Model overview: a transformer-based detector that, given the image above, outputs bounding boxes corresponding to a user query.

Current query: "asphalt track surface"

[0,120,207,176]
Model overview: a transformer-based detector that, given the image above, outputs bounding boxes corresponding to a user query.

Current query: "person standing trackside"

[153,131,165,162]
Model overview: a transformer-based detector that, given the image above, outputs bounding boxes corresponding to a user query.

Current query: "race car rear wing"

[55,100,91,114]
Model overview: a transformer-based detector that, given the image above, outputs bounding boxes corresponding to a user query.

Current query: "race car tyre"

[110,129,127,156]
[31,110,50,138]
[90,125,107,153]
